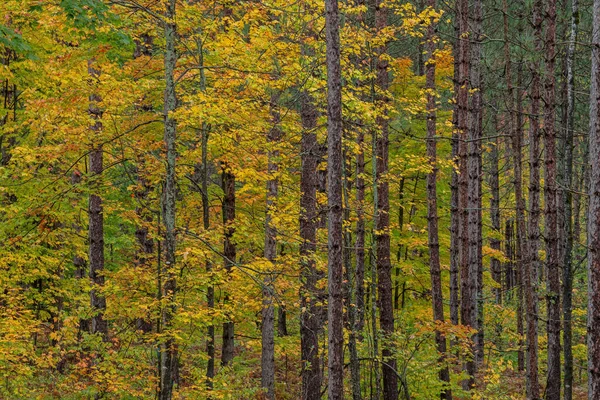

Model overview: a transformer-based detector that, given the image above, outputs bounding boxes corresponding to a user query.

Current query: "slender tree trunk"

[374,1,398,397]
[469,0,484,367]
[489,110,501,305]
[457,0,474,387]
[356,127,366,334]
[160,1,178,398]
[221,163,236,367]
[588,0,600,396]
[325,0,344,395]
[87,60,107,340]
[543,0,561,395]
[449,3,461,329]
[425,9,451,397]
[299,92,323,400]
[562,0,578,398]
[261,92,281,400]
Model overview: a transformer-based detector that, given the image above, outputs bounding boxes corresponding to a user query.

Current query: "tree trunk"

[221,163,236,367]
[588,0,600,396]
[425,8,451,397]
[87,60,107,340]
[562,0,578,398]
[374,1,398,398]
[325,0,344,394]
[299,92,323,400]
[261,92,281,400]
[525,0,543,395]
[160,1,178,398]
[543,0,561,395]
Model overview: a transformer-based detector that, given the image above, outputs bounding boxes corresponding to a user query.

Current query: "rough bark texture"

[355,127,366,333]
[525,0,543,395]
[588,0,600,396]
[221,164,236,366]
[88,59,107,339]
[299,92,323,400]
[261,93,281,400]
[425,9,451,397]
[325,0,344,396]
[374,1,398,398]
[160,1,178,398]
[543,0,561,395]
[469,0,484,367]
[562,0,578,397]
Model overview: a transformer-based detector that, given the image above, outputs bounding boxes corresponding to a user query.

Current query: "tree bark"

[221,163,236,367]
[325,0,344,395]
[160,1,178,398]
[588,0,600,396]
[374,1,398,398]
[88,59,107,340]
[525,0,543,395]
[543,0,561,395]
[261,92,281,400]
[562,0,578,398]
[425,7,451,397]
[299,91,323,400]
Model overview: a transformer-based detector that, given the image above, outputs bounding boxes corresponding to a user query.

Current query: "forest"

[2,0,600,399]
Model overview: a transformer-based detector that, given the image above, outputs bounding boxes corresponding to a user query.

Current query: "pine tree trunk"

[543,0,561,395]
[355,127,366,334]
[525,0,543,395]
[325,0,344,394]
[588,0,600,396]
[374,1,398,397]
[425,8,451,396]
[299,92,323,400]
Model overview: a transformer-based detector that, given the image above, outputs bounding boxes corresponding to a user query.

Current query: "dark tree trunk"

[425,7,451,397]
[355,127,366,334]
[525,0,543,395]
[88,59,107,340]
[588,0,600,396]
[543,0,561,395]
[299,92,323,400]
[325,0,344,394]
[221,164,236,367]
[374,1,398,398]
[562,0,578,397]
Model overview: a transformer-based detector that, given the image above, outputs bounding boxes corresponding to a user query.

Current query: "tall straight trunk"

[374,1,397,398]
[299,92,323,400]
[356,127,366,333]
[489,110,501,305]
[425,8,451,397]
[325,0,344,396]
[221,164,236,366]
[588,0,600,396]
[88,60,107,339]
[201,126,215,386]
[194,36,215,388]
[261,93,281,400]
[343,141,362,400]
[513,49,526,374]
[469,0,484,367]
[562,0,578,397]
[543,0,561,395]
[449,1,461,329]
[457,0,473,387]
[160,1,178,398]
[525,0,543,395]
